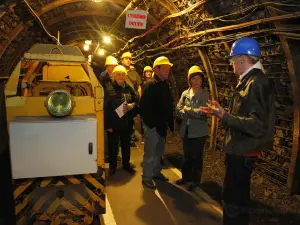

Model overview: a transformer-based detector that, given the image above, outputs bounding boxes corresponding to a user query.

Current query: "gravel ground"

[164,133,300,225]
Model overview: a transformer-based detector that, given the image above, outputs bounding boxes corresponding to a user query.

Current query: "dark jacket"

[99,70,113,90]
[140,74,174,137]
[104,81,138,132]
[125,68,142,92]
[222,68,275,155]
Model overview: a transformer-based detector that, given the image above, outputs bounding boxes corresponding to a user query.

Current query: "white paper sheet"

[115,104,125,118]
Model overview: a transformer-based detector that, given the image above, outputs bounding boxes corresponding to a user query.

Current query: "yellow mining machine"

[3,44,105,224]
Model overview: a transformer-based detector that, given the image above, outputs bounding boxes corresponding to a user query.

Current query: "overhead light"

[92,0,103,2]
[83,44,90,51]
[103,36,111,44]
[98,49,105,56]
[88,55,92,63]
[85,40,92,45]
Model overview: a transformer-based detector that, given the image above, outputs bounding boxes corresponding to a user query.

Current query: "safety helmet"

[187,66,204,86]
[188,66,202,76]
[105,56,118,66]
[153,56,173,68]
[112,65,127,75]
[143,66,153,73]
[121,52,132,59]
[229,37,261,58]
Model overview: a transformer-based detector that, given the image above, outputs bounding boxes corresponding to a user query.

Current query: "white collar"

[239,61,265,80]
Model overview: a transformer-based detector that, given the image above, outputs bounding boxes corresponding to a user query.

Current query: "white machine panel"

[9,116,98,179]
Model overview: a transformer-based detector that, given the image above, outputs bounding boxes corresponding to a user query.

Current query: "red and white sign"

[125,10,147,30]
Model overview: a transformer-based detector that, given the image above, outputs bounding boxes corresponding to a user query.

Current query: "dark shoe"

[142,180,156,189]
[175,178,186,185]
[187,182,199,192]
[153,173,169,182]
[109,167,116,175]
[160,157,166,166]
[123,166,136,174]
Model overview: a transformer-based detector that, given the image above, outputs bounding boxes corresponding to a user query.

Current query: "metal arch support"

[0,22,26,58]
[60,29,127,46]
[45,11,116,27]
[0,0,159,63]
[197,48,219,150]
[267,7,300,195]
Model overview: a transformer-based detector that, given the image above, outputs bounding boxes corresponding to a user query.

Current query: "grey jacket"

[177,88,209,138]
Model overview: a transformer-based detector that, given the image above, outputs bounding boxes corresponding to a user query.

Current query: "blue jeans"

[142,125,166,181]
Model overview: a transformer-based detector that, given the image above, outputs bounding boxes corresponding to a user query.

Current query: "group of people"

[98,36,275,225]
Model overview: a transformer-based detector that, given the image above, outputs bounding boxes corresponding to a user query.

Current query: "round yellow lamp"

[45,90,75,117]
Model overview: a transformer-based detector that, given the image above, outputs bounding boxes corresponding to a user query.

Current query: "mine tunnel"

[0,0,300,225]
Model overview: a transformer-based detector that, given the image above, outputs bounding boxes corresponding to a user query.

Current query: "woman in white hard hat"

[175,65,209,191]
[104,65,138,175]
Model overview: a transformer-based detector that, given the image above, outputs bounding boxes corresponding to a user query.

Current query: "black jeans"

[181,128,207,183]
[107,129,132,169]
[223,153,256,225]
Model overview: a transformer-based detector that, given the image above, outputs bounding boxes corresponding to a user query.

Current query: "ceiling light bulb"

[85,40,92,45]
[83,44,90,51]
[98,49,105,56]
[103,36,111,44]
[88,55,92,63]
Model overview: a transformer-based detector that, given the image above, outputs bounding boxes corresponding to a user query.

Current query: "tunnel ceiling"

[1,0,300,193]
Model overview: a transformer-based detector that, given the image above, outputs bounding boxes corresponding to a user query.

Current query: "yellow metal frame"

[5,45,105,225]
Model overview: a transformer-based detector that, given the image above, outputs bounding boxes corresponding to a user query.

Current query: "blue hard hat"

[229,37,261,57]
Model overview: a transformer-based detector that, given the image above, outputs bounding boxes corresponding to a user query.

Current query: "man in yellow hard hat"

[121,52,142,148]
[121,52,142,92]
[99,55,118,163]
[104,65,138,175]
[139,56,174,189]
[99,55,118,90]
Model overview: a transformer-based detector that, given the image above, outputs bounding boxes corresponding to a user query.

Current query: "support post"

[198,48,218,150]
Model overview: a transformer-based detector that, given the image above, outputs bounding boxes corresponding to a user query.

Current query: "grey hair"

[248,55,259,64]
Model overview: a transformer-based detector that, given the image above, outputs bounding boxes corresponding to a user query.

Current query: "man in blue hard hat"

[200,37,275,225]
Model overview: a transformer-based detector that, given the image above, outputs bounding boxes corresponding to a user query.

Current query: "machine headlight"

[45,90,75,117]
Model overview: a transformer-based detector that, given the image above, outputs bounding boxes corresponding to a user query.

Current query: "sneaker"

[153,173,169,182]
[142,180,156,189]
[175,178,186,185]
[187,182,199,192]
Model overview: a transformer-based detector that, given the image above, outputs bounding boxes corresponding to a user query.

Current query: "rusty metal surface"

[267,7,300,195]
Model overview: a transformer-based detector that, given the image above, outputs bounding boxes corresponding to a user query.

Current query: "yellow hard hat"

[121,52,132,59]
[143,66,153,72]
[112,65,127,74]
[188,66,203,76]
[153,56,173,68]
[105,56,118,66]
